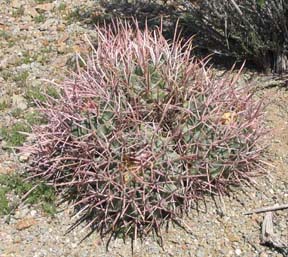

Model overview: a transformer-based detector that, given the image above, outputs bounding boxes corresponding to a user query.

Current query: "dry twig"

[244,203,288,215]
[261,212,287,250]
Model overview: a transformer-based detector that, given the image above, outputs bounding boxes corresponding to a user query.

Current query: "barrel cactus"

[22,20,266,240]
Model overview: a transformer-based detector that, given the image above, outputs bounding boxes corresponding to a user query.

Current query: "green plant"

[25,111,47,125]
[12,6,25,17]
[1,71,12,81]
[11,108,22,118]
[22,52,34,64]
[12,71,29,86]
[65,6,93,24]
[34,14,46,23]
[0,188,9,215]
[0,174,57,216]
[22,20,266,242]
[25,86,46,103]
[0,30,11,40]
[34,0,53,3]
[8,40,15,48]
[1,112,47,149]
[40,46,53,53]
[58,2,67,11]
[0,101,10,111]
[0,122,30,147]
[25,85,59,106]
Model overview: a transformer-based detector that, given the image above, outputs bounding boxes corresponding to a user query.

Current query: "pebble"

[0,163,14,175]
[14,207,30,220]
[35,3,54,12]
[235,248,242,256]
[0,54,21,69]
[195,247,206,257]
[25,6,38,18]
[30,210,37,217]
[11,0,22,8]
[19,152,31,162]
[15,217,37,230]
[259,252,269,257]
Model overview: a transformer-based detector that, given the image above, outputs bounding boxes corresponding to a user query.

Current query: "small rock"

[13,235,22,243]
[0,23,8,30]
[57,43,68,54]
[73,44,89,54]
[53,54,70,68]
[14,208,30,220]
[16,218,37,230]
[226,231,241,242]
[39,19,55,31]
[25,7,39,18]
[23,42,36,51]
[35,3,54,12]
[1,140,8,150]
[235,248,242,256]
[19,152,31,162]
[0,54,20,69]
[19,24,30,30]
[30,210,37,217]
[22,15,32,23]
[12,94,27,110]
[41,39,50,46]
[11,0,22,8]
[259,252,269,257]
[57,24,66,31]
[195,247,206,257]
[0,164,14,175]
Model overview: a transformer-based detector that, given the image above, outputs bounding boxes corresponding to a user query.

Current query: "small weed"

[34,0,53,3]
[37,47,53,64]
[42,201,57,215]
[11,108,22,118]
[8,41,15,48]
[1,71,12,81]
[36,54,49,65]
[40,46,53,53]
[25,85,59,106]
[12,6,25,18]
[46,85,60,99]
[21,52,34,64]
[0,188,9,215]
[25,86,46,104]
[0,103,8,111]
[0,122,31,147]
[0,30,11,40]
[0,30,15,48]
[0,174,57,216]
[0,98,10,111]
[58,2,67,11]
[24,111,47,125]
[12,71,29,86]
[65,7,90,24]
[34,14,46,23]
